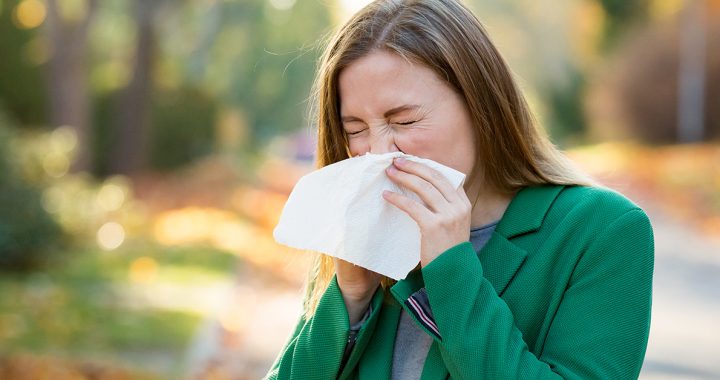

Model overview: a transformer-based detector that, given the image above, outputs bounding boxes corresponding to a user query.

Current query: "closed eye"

[347,129,366,135]
[395,120,417,126]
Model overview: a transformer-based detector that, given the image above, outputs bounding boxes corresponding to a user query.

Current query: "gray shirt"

[391,220,499,379]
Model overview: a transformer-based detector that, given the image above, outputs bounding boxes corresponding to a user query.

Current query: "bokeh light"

[39,126,78,178]
[129,257,158,283]
[153,207,242,246]
[42,152,70,178]
[96,222,125,250]
[269,0,295,11]
[56,0,88,24]
[95,181,127,212]
[339,0,373,17]
[51,126,79,154]
[650,0,684,20]
[13,0,46,29]
[92,61,132,93]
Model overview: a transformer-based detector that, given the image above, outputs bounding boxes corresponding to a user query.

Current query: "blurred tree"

[677,0,708,142]
[183,0,332,153]
[586,4,720,143]
[45,0,99,172]
[464,0,661,146]
[108,0,162,175]
[3,0,343,175]
[0,0,48,126]
[470,0,599,145]
[92,0,332,174]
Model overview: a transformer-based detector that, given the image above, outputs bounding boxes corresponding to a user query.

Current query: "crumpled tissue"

[272,152,466,280]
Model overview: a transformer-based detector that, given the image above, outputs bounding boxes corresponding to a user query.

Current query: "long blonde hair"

[302,0,595,318]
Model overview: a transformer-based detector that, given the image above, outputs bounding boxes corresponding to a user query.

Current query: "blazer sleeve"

[263,274,384,380]
[421,208,654,379]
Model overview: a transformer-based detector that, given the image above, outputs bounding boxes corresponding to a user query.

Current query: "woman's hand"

[334,257,382,325]
[383,157,472,267]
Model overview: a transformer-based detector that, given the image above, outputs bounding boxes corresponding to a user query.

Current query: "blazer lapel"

[359,295,400,379]
[477,234,528,296]
[477,185,565,296]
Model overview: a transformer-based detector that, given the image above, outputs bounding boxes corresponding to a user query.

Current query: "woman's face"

[338,49,477,177]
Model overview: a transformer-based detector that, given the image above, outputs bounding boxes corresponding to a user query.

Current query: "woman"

[266,0,654,379]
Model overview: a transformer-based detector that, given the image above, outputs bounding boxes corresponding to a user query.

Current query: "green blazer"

[265,185,654,379]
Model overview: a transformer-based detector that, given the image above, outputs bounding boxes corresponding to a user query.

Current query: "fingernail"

[395,157,406,165]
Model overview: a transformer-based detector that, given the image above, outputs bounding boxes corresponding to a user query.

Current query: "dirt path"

[185,258,310,380]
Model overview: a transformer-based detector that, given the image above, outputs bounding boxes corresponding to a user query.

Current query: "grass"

[0,239,238,378]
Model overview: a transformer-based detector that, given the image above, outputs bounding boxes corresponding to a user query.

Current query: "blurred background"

[0,0,718,379]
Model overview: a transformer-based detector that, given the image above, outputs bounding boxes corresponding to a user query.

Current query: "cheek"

[393,131,431,156]
[402,129,474,174]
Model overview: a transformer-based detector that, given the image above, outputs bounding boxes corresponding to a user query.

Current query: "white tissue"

[272,152,466,280]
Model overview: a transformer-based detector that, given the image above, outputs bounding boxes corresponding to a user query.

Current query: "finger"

[382,189,434,228]
[386,165,447,213]
[392,157,460,202]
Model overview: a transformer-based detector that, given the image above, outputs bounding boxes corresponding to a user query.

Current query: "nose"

[369,128,400,154]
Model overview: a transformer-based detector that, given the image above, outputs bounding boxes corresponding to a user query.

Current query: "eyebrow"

[341,104,421,123]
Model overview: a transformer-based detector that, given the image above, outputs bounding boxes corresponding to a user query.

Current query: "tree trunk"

[109,0,161,175]
[44,0,98,172]
[677,0,707,142]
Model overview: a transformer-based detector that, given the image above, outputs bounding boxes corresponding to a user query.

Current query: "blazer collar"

[478,185,565,296]
[495,185,565,238]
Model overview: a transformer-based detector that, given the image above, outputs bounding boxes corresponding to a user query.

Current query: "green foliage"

[0,1,47,126]
[544,70,588,146]
[0,181,64,270]
[92,87,216,173]
[150,87,217,171]
[596,0,650,50]
[202,0,332,149]
[0,116,63,271]
[4,0,333,174]
[0,242,237,377]
[0,274,199,352]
